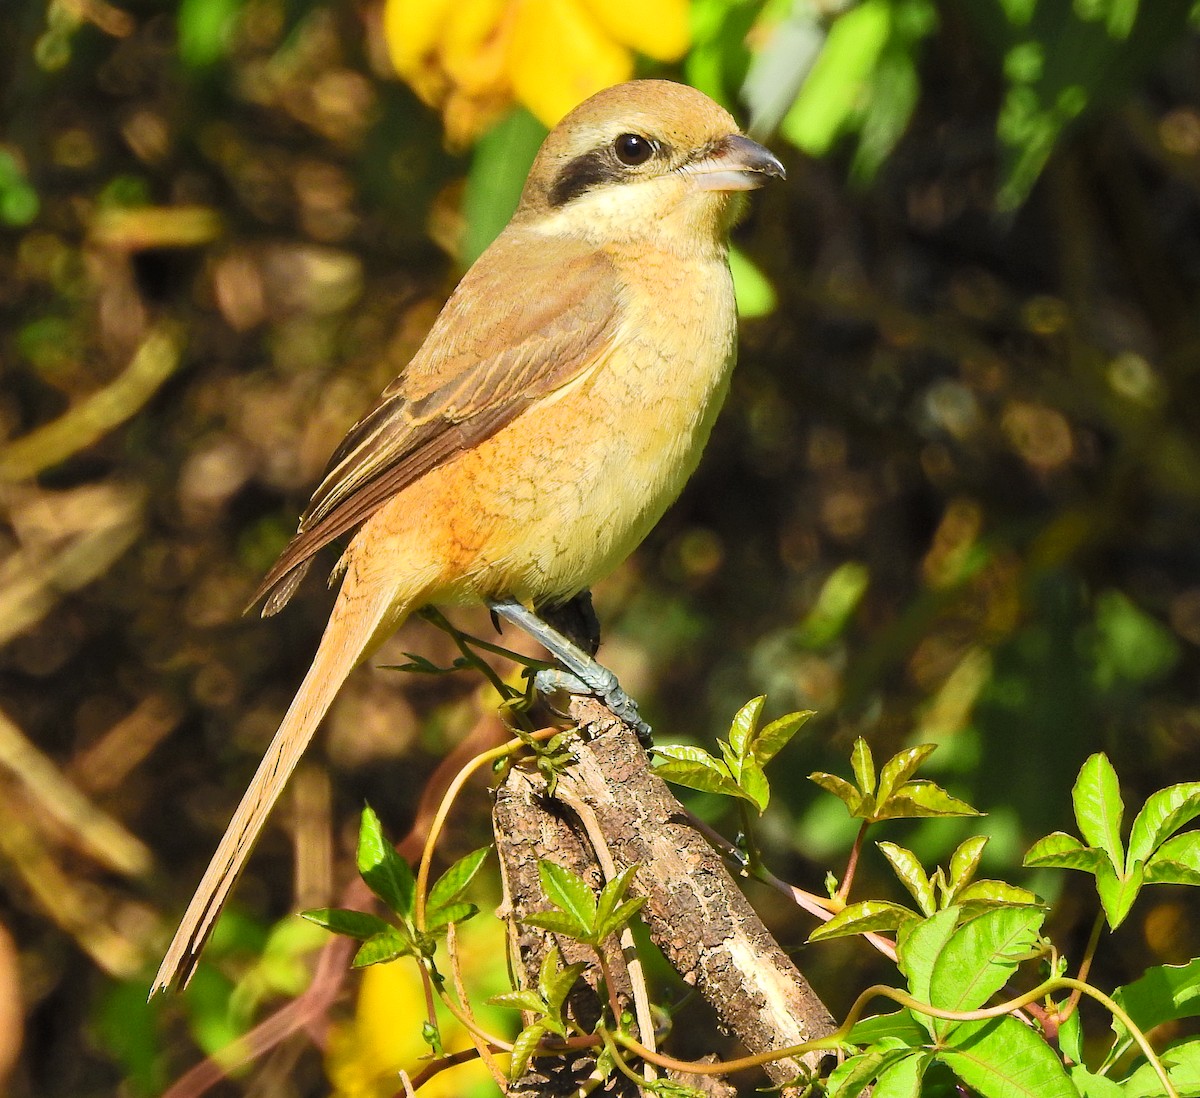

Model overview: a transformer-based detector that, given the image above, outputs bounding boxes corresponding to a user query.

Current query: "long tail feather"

[152,576,398,995]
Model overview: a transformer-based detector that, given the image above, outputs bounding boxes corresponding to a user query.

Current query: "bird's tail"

[151,571,399,995]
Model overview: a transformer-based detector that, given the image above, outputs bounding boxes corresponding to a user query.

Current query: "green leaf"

[538,861,596,927]
[464,108,546,265]
[1072,753,1125,870]
[810,770,864,813]
[878,842,936,916]
[654,745,747,801]
[508,1022,547,1080]
[1144,829,1200,877]
[351,927,413,967]
[177,0,241,68]
[1110,959,1200,1067]
[753,709,815,766]
[852,737,877,796]
[872,780,981,820]
[954,880,1043,909]
[542,959,588,1016]
[595,865,642,937]
[356,806,415,919]
[729,246,777,319]
[427,846,490,913]
[1122,1036,1200,1098]
[1127,782,1200,866]
[941,1015,1077,1098]
[792,561,871,649]
[1024,831,1107,873]
[847,1009,930,1046]
[1094,858,1143,929]
[727,695,765,761]
[929,907,1045,1029]
[948,836,990,895]
[825,1046,915,1098]
[424,902,478,932]
[781,0,892,156]
[1069,1063,1129,1097]
[873,1050,928,1098]
[810,900,918,942]
[1144,861,1200,888]
[523,909,590,938]
[1058,1006,1084,1064]
[877,745,937,805]
[739,759,771,814]
[898,907,959,1017]
[299,907,392,941]
[489,988,548,1014]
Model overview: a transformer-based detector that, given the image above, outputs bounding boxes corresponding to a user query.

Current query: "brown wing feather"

[251,234,621,613]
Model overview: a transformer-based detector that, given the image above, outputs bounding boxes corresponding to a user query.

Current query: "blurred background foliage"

[2,0,1200,1093]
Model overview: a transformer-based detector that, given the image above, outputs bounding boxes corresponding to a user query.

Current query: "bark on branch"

[493,696,835,1094]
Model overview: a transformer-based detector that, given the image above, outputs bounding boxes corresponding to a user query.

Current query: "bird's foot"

[487,597,652,744]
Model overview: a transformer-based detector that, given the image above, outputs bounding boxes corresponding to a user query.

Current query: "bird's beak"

[682,134,786,192]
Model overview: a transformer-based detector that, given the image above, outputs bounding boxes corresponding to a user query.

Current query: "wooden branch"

[493,697,835,1094]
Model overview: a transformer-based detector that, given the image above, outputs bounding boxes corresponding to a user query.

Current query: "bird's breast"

[500,250,739,598]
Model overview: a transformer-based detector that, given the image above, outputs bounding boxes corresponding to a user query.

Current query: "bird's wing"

[252,236,621,613]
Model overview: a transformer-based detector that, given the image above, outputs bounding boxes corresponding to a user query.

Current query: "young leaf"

[1072,753,1125,870]
[595,865,639,933]
[954,880,1042,908]
[542,960,588,1018]
[1024,831,1107,873]
[1144,831,1200,884]
[356,806,415,920]
[654,745,747,801]
[809,900,918,942]
[1127,781,1200,866]
[876,745,937,805]
[810,771,864,813]
[851,737,877,796]
[878,842,936,916]
[947,835,990,895]
[737,759,771,814]
[1094,858,1143,929]
[538,861,597,932]
[423,902,478,932]
[940,1015,1076,1098]
[508,1022,547,1081]
[876,780,980,820]
[427,846,490,913]
[300,907,392,941]
[752,709,814,766]
[523,909,590,938]
[726,695,765,761]
[488,988,548,1014]
[352,927,413,967]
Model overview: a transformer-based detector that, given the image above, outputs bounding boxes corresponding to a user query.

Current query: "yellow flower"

[382,0,691,144]
[324,917,513,1098]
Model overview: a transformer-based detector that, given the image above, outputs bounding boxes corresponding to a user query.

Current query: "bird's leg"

[487,596,651,743]
[534,590,602,656]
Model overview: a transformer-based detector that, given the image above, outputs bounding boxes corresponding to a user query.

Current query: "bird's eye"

[613,133,654,166]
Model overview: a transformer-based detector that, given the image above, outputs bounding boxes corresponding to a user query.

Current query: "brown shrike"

[154,79,784,993]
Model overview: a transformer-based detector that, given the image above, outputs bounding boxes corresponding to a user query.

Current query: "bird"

[153,78,784,994]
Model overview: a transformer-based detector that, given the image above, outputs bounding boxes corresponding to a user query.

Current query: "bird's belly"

[353,259,738,610]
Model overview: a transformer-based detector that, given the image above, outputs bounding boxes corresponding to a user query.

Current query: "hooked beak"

[682,133,786,192]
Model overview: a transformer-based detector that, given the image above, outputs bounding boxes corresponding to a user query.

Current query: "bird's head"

[515,80,785,256]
